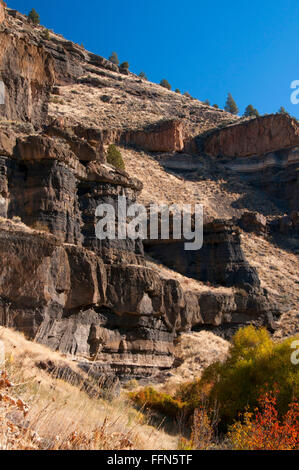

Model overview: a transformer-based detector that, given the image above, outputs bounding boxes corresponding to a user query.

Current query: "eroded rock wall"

[203,114,299,158]
[0,24,55,126]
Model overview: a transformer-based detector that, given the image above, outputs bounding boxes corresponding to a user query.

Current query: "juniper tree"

[244,104,259,117]
[224,93,239,115]
[28,8,40,25]
[109,52,119,66]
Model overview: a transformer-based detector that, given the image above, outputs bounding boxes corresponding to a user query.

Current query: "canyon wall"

[0,6,296,381]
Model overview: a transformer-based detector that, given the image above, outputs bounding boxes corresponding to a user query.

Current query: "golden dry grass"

[123,148,242,219]
[241,232,299,311]
[157,331,230,392]
[0,327,179,450]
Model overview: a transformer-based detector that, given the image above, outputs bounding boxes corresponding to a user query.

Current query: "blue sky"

[9,0,299,118]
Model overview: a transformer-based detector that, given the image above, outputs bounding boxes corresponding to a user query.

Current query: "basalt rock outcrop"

[123,120,185,153]
[202,114,299,158]
[194,116,299,214]
[238,212,268,237]
[144,220,261,289]
[0,6,55,127]
[225,146,299,213]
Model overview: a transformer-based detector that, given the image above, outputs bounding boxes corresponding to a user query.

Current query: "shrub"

[190,408,215,450]
[129,387,185,418]
[139,72,147,80]
[28,8,40,25]
[200,326,299,428]
[213,104,219,108]
[120,62,129,70]
[109,52,119,66]
[106,145,125,171]
[278,106,289,115]
[130,327,299,433]
[124,379,139,391]
[228,391,299,450]
[175,89,181,94]
[224,92,239,114]
[203,99,210,106]
[160,79,171,90]
[50,96,64,105]
[43,29,50,40]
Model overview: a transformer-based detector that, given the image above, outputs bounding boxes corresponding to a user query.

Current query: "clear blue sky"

[9,0,299,118]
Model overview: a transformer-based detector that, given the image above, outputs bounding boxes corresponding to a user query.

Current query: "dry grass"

[157,331,230,392]
[123,148,242,219]
[0,328,179,450]
[241,232,299,312]
[48,74,237,136]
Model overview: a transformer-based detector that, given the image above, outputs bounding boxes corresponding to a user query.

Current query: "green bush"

[106,145,125,171]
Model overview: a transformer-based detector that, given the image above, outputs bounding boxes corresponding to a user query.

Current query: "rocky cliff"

[0,5,297,382]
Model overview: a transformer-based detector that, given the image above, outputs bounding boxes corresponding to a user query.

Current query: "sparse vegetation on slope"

[130,327,299,440]
[0,328,179,450]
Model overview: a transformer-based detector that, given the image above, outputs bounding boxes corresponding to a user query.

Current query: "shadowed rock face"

[0,5,282,381]
[144,220,261,289]
[224,147,299,213]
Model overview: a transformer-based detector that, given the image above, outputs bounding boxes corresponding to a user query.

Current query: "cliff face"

[0,6,297,381]
[0,6,55,126]
[202,114,299,158]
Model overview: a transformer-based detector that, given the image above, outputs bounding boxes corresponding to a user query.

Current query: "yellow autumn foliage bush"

[130,327,299,431]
